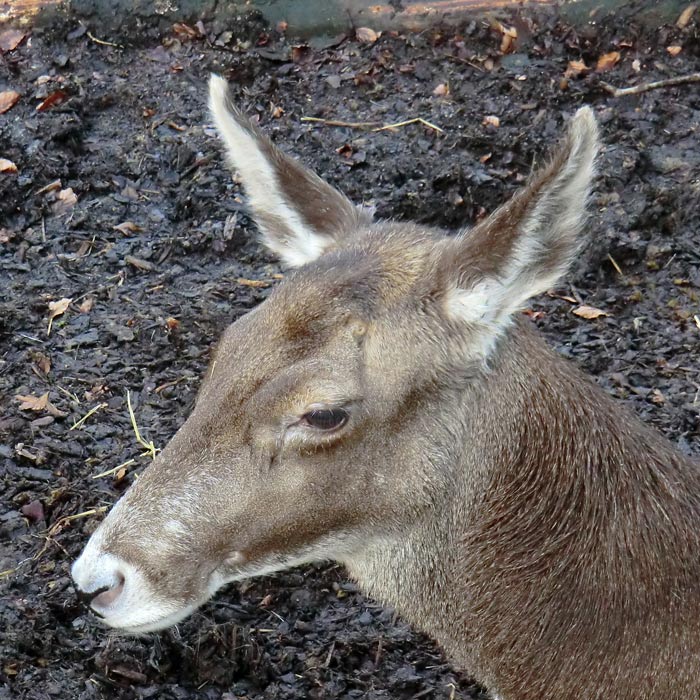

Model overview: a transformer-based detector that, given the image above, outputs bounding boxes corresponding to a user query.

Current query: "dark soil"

[1,8,699,700]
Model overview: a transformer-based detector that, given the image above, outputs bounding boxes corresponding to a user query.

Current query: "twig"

[600,72,700,97]
[607,254,624,277]
[301,117,382,129]
[92,458,135,479]
[70,402,108,431]
[126,390,159,459]
[301,115,444,133]
[83,22,124,49]
[373,117,444,134]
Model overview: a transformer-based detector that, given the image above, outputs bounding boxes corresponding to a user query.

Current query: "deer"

[71,75,700,699]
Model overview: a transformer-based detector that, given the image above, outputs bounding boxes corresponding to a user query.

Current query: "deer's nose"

[75,570,126,613]
[71,551,128,614]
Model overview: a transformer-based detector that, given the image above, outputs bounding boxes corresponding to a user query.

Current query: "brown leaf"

[0,29,26,52]
[52,188,77,214]
[572,305,609,320]
[36,179,61,195]
[165,316,180,330]
[482,115,500,128]
[45,400,68,418]
[667,45,682,57]
[172,22,198,39]
[33,352,51,375]
[356,27,379,43]
[291,45,311,63]
[0,158,17,173]
[677,4,696,28]
[651,388,666,405]
[36,90,68,112]
[596,51,621,72]
[113,221,142,235]
[48,297,72,325]
[79,297,94,313]
[125,255,154,271]
[16,393,49,412]
[564,59,589,78]
[0,90,20,114]
[21,500,45,523]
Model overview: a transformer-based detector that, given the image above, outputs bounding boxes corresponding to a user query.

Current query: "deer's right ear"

[209,75,371,267]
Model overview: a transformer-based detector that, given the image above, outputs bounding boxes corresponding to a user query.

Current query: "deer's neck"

[344,319,700,683]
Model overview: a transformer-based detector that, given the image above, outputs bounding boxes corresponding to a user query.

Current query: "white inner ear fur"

[209,75,329,267]
[446,107,597,355]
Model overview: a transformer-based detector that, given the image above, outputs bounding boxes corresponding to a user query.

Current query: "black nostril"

[75,584,109,615]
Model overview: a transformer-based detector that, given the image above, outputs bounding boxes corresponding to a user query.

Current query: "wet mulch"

[1,7,699,700]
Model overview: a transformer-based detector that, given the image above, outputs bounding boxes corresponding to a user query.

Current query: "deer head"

[71,76,598,633]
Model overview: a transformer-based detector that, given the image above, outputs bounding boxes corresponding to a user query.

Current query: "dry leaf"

[596,51,620,71]
[49,297,72,317]
[47,297,72,334]
[433,83,449,97]
[79,297,94,313]
[651,388,666,405]
[491,21,517,53]
[667,45,682,56]
[573,305,608,320]
[16,393,49,412]
[356,27,379,43]
[0,90,20,114]
[0,158,17,173]
[45,400,68,418]
[0,29,26,52]
[33,352,51,374]
[677,4,696,28]
[52,188,77,214]
[21,500,45,523]
[165,316,180,330]
[36,90,68,112]
[482,115,500,128]
[172,22,199,39]
[36,179,61,195]
[113,221,142,235]
[565,59,589,78]
[32,352,51,374]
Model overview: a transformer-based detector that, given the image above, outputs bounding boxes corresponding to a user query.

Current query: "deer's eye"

[302,408,348,431]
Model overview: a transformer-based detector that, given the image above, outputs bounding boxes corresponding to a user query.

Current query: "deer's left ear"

[442,107,599,347]
[209,75,371,268]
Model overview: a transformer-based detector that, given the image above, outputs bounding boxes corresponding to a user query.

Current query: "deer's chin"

[102,601,202,634]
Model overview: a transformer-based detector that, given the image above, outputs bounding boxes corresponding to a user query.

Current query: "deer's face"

[71,77,598,632]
